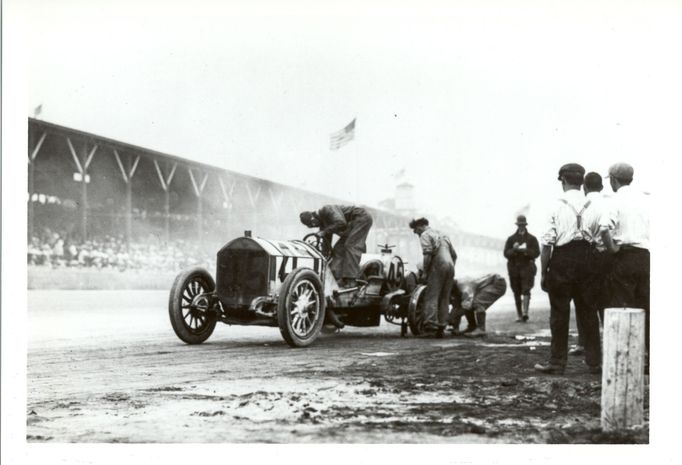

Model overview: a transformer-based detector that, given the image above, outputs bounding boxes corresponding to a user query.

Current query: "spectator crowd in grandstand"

[28,229,215,272]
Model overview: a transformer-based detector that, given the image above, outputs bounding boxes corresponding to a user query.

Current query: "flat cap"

[557,163,586,180]
[299,211,315,226]
[409,217,429,229]
[607,162,634,181]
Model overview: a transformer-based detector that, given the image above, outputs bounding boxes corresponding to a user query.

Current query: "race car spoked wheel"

[169,267,217,344]
[407,284,427,336]
[277,268,326,347]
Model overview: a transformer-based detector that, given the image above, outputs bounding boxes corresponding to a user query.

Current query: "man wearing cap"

[569,172,612,356]
[535,163,601,375]
[410,217,457,337]
[299,205,373,287]
[600,162,650,371]
[503,215,540,322]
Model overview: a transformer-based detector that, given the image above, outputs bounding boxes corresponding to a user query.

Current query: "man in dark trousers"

[299,205,373,287]
[410,218,457,338]
[570,172,612,356]
[503,215,540,322]
[535,163,601,375]
[599,162,650,373]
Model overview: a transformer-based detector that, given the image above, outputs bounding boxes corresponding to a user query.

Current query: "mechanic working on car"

[449,273,507,337]
[409,217,457,338]
[299,205,373,288]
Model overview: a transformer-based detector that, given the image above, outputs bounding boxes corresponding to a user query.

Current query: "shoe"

[587,365,601,375]
[568,346,584,356]
[435,328,445,339]
[534,363,565,375]
[522,315,529,322]
[326,309,345,329]
[464,328,487,338]
[451,325,476,336]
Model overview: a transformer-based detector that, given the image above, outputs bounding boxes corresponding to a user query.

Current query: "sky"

[14,0,682,237]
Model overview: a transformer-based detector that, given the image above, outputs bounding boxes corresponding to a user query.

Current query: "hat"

[299,211,315,227]
[557,163,586,180]
[515,215,528,226]
[606,162,634,181]
[409,217,429,229]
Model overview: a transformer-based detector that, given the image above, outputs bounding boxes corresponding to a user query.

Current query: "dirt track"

[27,290,649,443]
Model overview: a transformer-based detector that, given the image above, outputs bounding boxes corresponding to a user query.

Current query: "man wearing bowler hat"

[503,215,540,322]
[535,163,601,375]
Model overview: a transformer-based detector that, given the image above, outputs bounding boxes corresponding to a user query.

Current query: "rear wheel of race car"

[169,267,217,344]
[407,284,427,336]
[277,268,326,348]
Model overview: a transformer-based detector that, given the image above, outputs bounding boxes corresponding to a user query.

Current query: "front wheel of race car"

[169,267,217,344]
[407,284,427,336]
[277,268,326,348]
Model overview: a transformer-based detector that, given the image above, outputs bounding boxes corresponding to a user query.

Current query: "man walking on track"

[535,163,601,375]
[599,162,650,374]
[410,218,457,338]
[504,215,540,322]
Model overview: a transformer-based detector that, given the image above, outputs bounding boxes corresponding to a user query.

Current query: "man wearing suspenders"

[569,172,612,356]
[535,163,601,375]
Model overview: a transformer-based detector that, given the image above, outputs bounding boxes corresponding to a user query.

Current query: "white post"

[601,307,646,431]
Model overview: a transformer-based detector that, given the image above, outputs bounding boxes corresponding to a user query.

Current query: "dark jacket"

[317,205,369,237]
[504,231,540,269]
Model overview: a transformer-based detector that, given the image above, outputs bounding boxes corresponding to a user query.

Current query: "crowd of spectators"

[27,229,215,272]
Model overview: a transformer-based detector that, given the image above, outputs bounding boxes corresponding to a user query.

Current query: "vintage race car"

[168,231,430,347]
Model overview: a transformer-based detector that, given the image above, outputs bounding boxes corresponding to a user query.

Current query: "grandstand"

[27,118,505,286]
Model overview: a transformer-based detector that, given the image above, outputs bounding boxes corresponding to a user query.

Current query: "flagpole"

[354,120,359,203]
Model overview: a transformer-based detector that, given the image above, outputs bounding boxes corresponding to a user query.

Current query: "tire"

[277,268,326,348]
[169,267,217,344]
[407,284,427,336]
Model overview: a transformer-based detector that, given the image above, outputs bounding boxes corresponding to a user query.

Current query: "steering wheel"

[303,233,324,254]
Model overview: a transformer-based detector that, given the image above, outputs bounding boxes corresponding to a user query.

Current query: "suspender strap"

[559,199,592,234]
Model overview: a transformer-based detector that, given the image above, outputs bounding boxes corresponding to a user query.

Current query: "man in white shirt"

[534,163,601,375]
[600,162,650,371]
[570,172,613,355]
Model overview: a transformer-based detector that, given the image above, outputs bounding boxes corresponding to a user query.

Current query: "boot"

[451,312,476,335]
[449,314,462,333]
[514,294,523,322]
[326,308,345,329]
[521,294,530,322]
[465,312,487,337]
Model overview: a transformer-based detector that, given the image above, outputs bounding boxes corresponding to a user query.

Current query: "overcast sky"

[17,0,682,237]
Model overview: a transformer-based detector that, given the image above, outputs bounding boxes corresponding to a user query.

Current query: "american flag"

[329,118,356,150]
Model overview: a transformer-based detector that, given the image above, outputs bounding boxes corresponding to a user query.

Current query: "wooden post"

[601,307,646,431]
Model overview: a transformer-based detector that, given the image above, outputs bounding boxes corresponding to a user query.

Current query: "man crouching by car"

[449,273,507,337]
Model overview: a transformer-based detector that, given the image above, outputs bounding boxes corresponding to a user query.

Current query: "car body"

[168,231,427,347]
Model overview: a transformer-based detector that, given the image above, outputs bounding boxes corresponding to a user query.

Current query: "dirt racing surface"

[27,290,649,443]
